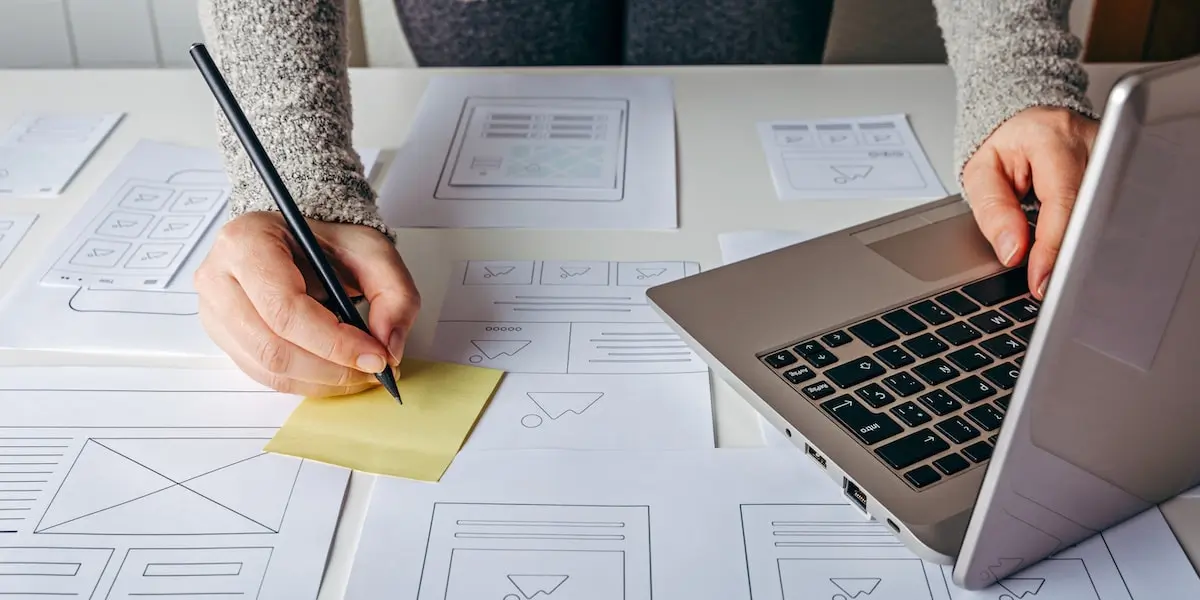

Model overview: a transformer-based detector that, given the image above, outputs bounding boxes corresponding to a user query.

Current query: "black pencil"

[188,42,402,404]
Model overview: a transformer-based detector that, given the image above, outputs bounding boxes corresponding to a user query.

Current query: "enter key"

[820,395,903,445]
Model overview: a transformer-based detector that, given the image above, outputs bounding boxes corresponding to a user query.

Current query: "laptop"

[646,55,1200,590]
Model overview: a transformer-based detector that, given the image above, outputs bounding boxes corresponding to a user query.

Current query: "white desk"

[2,63,1197,597]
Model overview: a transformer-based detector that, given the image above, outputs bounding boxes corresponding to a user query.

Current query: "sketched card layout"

[757,114,947,201]
[0,366,350,600]
[427,260,714,450]
[0,113,123,197]
[379,74,678,229]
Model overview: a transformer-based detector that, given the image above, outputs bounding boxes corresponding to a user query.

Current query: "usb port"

[804,444,827,468]
[844,478,868,512]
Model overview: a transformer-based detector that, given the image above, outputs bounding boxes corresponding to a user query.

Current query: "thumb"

[336,234,421,367]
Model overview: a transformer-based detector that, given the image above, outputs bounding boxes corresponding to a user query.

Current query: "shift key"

[875,429,951,470]
[820,395,903,445]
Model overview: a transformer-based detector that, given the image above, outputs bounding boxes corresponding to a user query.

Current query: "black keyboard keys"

[782,365,816,384]
[1013,324,1036,343]
[903,333,948,358]
[969,311,1013,334]
[802,381,836,400]
[848,319,900,348]
[794,340,825,357]
[982,363,1021,390]
[883,309,927,335]
[936,322,982,346]
[995,394,1011,411]
[965,403,1005,431]
[820,396,903,445]
[883,372,925,397]
[981,334,1025,358]
[936,416,981,444]
[911,300,953,325]
[934,453,970,476]
[947,375,996,404]
[962,266,1028,306]
[805,350,839,368]
[765,349,798,368]
[1001,297,1040,322]
[891,401,931,426]
[917,389,961,416]
[875,429,950,470]
[821,330,852,347]
[962,441,994,463]
[874,345,915,369]
[947,346,994,371]
[904,465,942,488]
[827,357,886,389]
[936,291,980,316]
[913,359,959,385]
[856,383,895,408]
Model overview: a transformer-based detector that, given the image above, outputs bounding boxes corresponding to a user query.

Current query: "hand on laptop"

[961,106,1100,300]
[193,211,421,397]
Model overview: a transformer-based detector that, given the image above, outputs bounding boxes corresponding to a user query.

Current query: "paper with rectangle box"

[0,113,123,197]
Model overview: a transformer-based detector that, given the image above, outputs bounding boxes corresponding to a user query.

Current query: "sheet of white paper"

[429,260,714,450]
[0,214,38,269]
[0,140,379,358]
[758,114,947,201]
[0,366,349,600]
[378,74,677,229]
[344,448,1200,599]
[0,113,123,197]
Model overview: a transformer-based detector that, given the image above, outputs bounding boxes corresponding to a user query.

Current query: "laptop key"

[947,375,996,404]
[904,465,942,489]
[891,401,931,426]
[1014,355,1024,366]
[794,340,826,357]
[827,357,886,389]
[782,365,816,384]
[856,383,896,408]
[1001,297,1040,322]
[765,350,798,368]
[903,333,948,358]
[988,434,998,445]
[883,372,925,397]
[969,311,1013,334]
[913,359,959,385]
[947,346,994,371]
[821,330,852,347]
[982,363,1021,390]
[883,309,927,335]
[934,453,970,476]
[965,403,1004,431]
[1013,323,1036,343]
[802,381,837,400]
[848,319,900,348]
[936,322,982,346]
[875,428,950,470]
[962,440,994,463]
[981,334,1025,358]
[935,416,981,444]
[805,350,839,369]
[917,389,961,416]
[820,395,904,445]
[874,345,915,369]
[910,300,953,325]
[935,291,980,316]
[962,266,1028,306]
[994,394,1011,411]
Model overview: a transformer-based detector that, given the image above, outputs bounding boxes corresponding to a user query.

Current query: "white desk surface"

[1,63,1197,596]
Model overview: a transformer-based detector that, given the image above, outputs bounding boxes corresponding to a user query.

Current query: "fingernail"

[1036,275,1049,299]
[997,231,1019,266]
[387,330,406,365]
[356,354,387,373]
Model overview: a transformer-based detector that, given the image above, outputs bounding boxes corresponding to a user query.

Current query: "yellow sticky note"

[264,358,504,481]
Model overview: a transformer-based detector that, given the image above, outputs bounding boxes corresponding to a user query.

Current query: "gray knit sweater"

[199,0,1096,236]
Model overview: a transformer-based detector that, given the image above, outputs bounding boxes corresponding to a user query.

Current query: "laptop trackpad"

[864,213,997,282]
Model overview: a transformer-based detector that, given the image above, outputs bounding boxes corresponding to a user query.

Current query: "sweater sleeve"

[198,0,392,238]
[931,0,1100,183]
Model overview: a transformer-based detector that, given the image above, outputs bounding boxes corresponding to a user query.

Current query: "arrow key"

[826,357,886,389]
[875,428,951,470]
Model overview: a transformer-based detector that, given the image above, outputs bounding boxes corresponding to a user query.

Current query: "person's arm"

[933,0,1098,178]
[198,0,389,236]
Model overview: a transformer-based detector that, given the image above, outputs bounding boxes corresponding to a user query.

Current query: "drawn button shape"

[125,243,182,269]
[170,189,225,213]
[119,185,174,211]
[96,211,153,238]
[149,215,204,240]
[70,239,130,268]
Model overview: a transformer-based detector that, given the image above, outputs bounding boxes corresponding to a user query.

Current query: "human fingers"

[1025,141,1090,299]
[961,148,1031,268]
[196,269,377,395]
[329,228,421,367]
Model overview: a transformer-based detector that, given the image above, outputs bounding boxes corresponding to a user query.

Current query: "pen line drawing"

[521,392,606,428]
[103,546,275,600]
[0,546,114,598]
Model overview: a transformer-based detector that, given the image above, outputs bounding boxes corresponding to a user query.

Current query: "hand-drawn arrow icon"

[559,266,591,278]
[636,267,667,280]
[484,266,516,278]
[831,165,873,183]
[470,339,531,359]
[88,248,114,258]
[830,578,881,598]
[113,219,138,228]
[507,575,569,599]
[141,251,169,260]
[998,577,1046,598]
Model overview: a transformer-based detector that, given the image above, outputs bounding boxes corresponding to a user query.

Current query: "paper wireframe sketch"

[428,260,714,450]
[343,448,1200,599]
[0,366,349,600]
[0,214,38,269]
[0,113,123,197]
[757,114,947,201]
[0,140,379,358]
[378,74,678,229]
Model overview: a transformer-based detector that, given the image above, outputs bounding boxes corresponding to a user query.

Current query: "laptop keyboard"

[758,266,1038,492]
